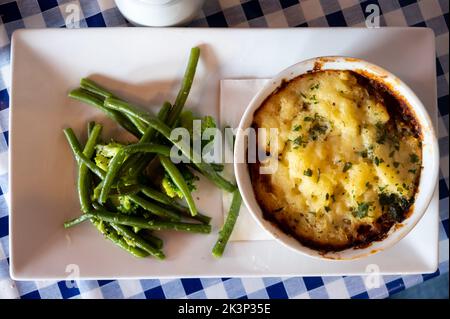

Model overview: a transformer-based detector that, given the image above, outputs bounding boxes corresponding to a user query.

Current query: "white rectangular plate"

[9,28,438,280]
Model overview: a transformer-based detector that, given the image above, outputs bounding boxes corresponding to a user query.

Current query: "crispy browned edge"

[248,70,423,252]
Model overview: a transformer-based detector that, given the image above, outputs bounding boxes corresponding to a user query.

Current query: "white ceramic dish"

[9,28,438,280]
[234,57,440,260]
[115,0,205,26]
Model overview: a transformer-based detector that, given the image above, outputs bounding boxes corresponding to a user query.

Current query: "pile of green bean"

[64,47,242,259]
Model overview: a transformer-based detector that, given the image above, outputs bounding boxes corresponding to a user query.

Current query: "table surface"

[0,0,448,299]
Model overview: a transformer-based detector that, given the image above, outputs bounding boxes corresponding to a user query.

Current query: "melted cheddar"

[250,70,422,250]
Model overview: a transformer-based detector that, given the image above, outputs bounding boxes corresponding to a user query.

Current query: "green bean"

[119,101,172,178]
[195,162,236,193]
[110,224,165,260]
[64,213,149,257]
[125,113,148,135]
[80,79,149,137]
[211,163,225,172]
[106,231,149,258]
[135,118,148,133]
[127,194,181,221]
[65,127,83,154]
[139,230,164,250]
[63,128,107,180]
[80,78,114,99]
[129,150,159,178]
[94,180,142,201]
[140,185,211,224]
[103,98,236,192]
[83,124,102,165]
[166,47,201,127]
[110,183,141,196]
[99,183,210,224]
[104,97,154,124]
[72,141,188,223]
[159,155,197,216]
[78,123,102,213]
[99,143,171,203]
[94,220,149,258]
[87,121,96,136]
[69,88,141,138]
[91,202,165,256]
[141,101,172,143]
[189,162,224,174]
[64,213,91,228]
[87,125,150,258]
[130,101,172,177]
[212,190,242,258]
[88,209,211,233]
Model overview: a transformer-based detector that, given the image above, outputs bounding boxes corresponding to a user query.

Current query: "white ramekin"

[115,0,205,27]
[234,56,439,260]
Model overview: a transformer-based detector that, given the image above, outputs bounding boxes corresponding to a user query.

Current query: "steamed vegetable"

[161,164,198,199]
[212,190,242,258]
[64,47,240,260]
[159,155,198,216]
[94,142,125,171]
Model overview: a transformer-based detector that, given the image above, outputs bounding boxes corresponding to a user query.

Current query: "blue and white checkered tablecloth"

[0,0,448,299]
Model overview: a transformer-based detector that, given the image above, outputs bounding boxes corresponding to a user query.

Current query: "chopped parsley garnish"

[292,135,307,147]
[310,95,319,104]
[353,202,371,218]
[309,124,328,141]
[393,161,400,168]
[375,122,387,144]
[331,194,336,202]
[303,168,313,177]
[293,124,302,131]
[310,83,320,90]
[324,206,331,212]
[408,169,417,174]
[356,150,368,158]
[378,192,411,221]
[342,162,353,172]
[409,153,419,163]
[299,114,330,142]
[374,157,384,166]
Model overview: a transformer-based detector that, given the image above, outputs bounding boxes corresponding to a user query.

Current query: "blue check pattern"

[0,0,448,299]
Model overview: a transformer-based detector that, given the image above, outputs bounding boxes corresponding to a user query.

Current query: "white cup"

[115,0,206,27]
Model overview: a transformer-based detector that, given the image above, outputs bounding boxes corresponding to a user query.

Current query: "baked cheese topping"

[250,70,422,251]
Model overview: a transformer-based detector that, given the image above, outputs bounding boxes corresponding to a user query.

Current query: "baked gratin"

[250,70,422,251]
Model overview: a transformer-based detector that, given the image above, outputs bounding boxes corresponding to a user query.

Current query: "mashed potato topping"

[250,70,422,251]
